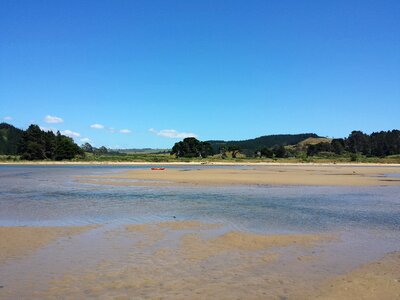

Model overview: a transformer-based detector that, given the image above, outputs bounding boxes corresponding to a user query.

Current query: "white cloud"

[119,129,131,134]
[44,115,64,123]
[90,123,104,129]
[148,128,198,139]
[80,138,91,143]
[3,116,13,121]
[108,127,116,133]
[61,130,81,138]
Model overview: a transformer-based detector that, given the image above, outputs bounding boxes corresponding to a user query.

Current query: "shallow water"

[0,166,399,231]
[1,165,400,299]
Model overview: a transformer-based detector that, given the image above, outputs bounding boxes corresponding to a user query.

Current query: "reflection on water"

[0,166,399,233]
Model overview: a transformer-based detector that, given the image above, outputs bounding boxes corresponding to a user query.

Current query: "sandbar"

[78,165,400,186]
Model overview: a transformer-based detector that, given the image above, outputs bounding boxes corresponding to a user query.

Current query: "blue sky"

[1,0,399,148]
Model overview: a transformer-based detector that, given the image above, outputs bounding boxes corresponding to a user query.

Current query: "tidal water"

[0,165,399,233]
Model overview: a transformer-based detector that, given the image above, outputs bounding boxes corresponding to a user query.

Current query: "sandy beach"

[78,164,400,186]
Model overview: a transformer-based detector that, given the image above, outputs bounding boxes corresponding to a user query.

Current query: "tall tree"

[18,125,46,160]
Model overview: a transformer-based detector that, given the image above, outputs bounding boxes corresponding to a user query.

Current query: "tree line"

[2,122,399,160]
[1,123,83,160]
[306,130,400,157]
[172,130,400,159]
[0,123,116,160]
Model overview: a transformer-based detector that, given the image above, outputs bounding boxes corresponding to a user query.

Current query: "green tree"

[228,145,241,158]
[43,131,56,159]
[307,142,332,156]
[94,146,108,155]
[81,142,93,153]
[54,132,83,160]
[0,123,24,155]
[18,125,46,160]
[331,139,345,155]
[346,131,370,155]
[219,146,228,159]
[272,145,287,158]
[171,137,214,158]
[259,147,273,158]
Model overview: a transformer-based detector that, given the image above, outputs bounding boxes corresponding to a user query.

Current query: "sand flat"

[78,165,400,186]
[30,222,333,299]
[0,226,97,264]
[1,221,399,299]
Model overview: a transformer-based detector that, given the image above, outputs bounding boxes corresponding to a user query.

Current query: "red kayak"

[151,168,165,171]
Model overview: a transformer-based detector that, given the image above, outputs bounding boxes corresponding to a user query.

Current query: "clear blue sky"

[1,0,399,148]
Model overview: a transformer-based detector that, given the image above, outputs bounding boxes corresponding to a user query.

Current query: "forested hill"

[206,133,320,155]
[0,123,24,155]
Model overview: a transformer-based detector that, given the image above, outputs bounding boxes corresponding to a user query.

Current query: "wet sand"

[314,251,400,299]
[0,221,399,299]
[0,225,97,264]
[30,221,334,299]
[78,165,400,186]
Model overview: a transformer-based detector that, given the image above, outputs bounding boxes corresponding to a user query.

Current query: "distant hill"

[206,133,320,155]
[0,123,24,155]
